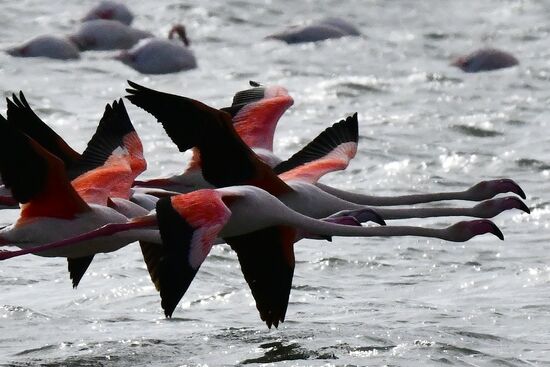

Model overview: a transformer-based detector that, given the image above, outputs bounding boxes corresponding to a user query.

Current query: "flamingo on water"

[81,1,134,25]
[68,19,152,51]
[115,24,197,74]
[452,48,519,73]
[266,17,361,44]
[6,35,80,60]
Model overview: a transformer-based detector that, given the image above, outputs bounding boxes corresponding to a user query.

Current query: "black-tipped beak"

[489,222,504,241]
[372,212,386,226]
[347,208,386,226]
[511,182,527,199]
[515,199,531,214]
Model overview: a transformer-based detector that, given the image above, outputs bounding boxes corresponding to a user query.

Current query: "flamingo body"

[452,48,519,73]
[267,17,360,44]
[7,35,80,60]
[82,1,134,25]
[116,39,197,74]
[69,20,152,51]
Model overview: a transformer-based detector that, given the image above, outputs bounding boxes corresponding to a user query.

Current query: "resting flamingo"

[81,1,134,25]
[266,17,361,44]
[452,48,519,73]
[68,19,152,51]
[6,35,80,60]
[115,24,197,74]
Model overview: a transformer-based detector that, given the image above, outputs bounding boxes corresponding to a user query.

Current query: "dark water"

[0,0,549,365]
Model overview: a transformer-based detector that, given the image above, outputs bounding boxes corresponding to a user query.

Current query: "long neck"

[276,208,467,242]
[373,206,473,220]
[316,183,473,206]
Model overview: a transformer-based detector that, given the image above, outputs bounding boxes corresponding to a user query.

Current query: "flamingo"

[132,81,526,206]
[1,96,152,286]
[6,35,80,60]
[452,48,519,73]
[125,81,529,222]
[1,93,150,205]
[266,17,361,44]
[133,81,294,192]
[81,1,134,25]
[68,19,152,51]
[115,24,197,74]
[0,185,504,328]
[125,81,528,326]
[0,106,383,327]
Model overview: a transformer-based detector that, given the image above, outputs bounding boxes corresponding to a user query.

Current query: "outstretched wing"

[76,99,146,179]
[0,114,90,220]
[155,190,231,317]
[275,113,358,183]
[225,225,296,329]
[221,82,294,151]
[6,92,81,171]
[125,81,292,196]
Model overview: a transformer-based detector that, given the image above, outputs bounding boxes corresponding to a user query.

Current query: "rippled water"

[1,0,549,365]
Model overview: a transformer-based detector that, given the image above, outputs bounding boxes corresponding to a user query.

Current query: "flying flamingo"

[1,96,151,286]
[1,93,153,208]
[133,81,294,191]
[132,81,527,206]
[0,185,504,328]
[115,24,197,74]
[0,106,385,321]
[125,81,528,326]
[125,81,529,222]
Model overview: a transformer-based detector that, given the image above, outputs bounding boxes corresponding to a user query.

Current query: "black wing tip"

[157,197,200,321]
[249,80,261,87]
[163,306,175,318]
[273,113,359,174]
[491,222,504,241]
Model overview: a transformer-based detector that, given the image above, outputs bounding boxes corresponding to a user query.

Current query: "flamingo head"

[169,24,190,46]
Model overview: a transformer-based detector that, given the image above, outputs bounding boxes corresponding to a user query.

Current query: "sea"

[0,0,548,365]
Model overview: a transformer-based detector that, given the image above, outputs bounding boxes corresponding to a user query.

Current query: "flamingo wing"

[68,255,95,288]
[275,113,358,183]
[0,114,91,220]
[225,225,296,329]
[6,92,81,171]
[221,82,294,152]
[154,191,231,317]
[77,99,145,178]
[6,95,144,181]
[125,81,292,195]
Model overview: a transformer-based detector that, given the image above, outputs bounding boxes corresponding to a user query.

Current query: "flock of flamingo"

[0,78,529,328]
[6,1,520,74]
[0,1,529,329]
